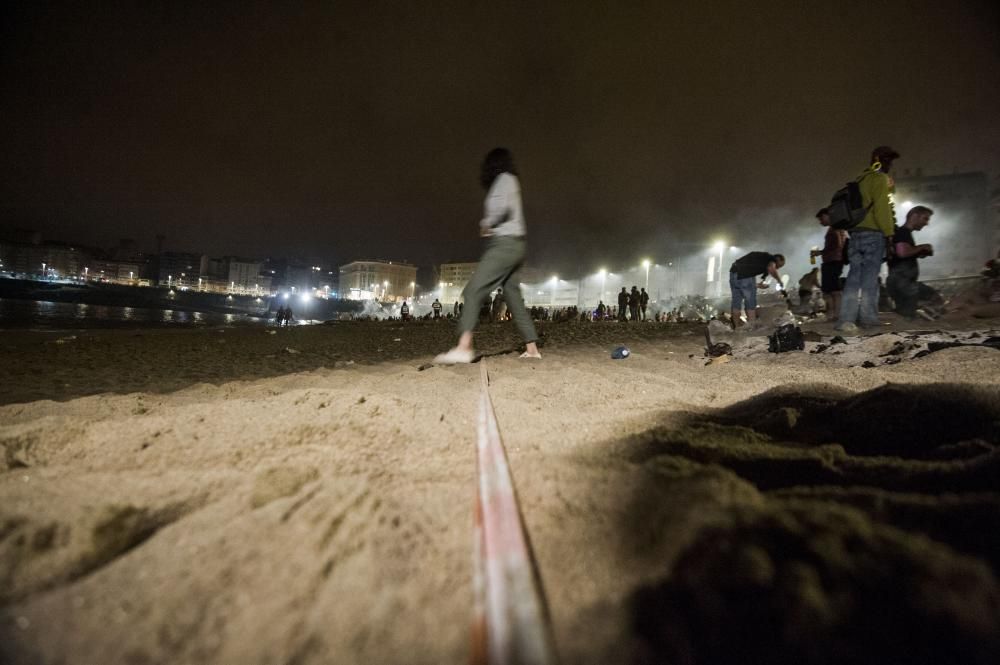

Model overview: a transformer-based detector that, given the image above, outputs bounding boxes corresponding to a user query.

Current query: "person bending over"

[729,251,786,329]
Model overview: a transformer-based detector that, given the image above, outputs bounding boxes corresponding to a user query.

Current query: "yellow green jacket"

[854,166,896,237]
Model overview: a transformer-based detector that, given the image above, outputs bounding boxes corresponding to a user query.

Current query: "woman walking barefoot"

[434,148,542,364]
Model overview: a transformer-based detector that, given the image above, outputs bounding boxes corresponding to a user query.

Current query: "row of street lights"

[584,240,736,305]
[361,280,417,301]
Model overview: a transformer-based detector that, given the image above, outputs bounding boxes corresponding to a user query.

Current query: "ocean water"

[0,298,278,329]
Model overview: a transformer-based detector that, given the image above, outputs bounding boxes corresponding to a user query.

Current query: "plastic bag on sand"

[774,311,797,328]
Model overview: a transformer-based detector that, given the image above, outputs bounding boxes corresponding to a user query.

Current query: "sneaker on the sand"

[835,322,859,333]
[433,348,475,364]
[519,351,541,359]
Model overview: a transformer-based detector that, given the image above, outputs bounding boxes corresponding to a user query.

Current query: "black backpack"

[827,172,873,230]
[768,324,805,353]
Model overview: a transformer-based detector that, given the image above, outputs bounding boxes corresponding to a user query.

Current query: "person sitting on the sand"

[797,268,821,313]
[887,205,934,319]
[491,289,504,323]
[984,251,1000,279]
[983,251,1000,302]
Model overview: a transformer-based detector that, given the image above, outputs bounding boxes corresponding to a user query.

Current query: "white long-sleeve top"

[479,173,526,237]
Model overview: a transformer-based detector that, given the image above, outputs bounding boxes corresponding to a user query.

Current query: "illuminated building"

[339,260,417,302]
[93,258,146,285]
[199,256,273,295]
[0,234,93,279]
[157,252,202,288]
[437,262,478,303]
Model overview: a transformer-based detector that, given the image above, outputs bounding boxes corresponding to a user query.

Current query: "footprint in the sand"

[1,500,204,605]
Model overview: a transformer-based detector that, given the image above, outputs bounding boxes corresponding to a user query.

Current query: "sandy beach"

[2,313,1000,664]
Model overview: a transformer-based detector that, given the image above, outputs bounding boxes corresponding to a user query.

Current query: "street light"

[410,281,415,299]
[712,241,726,298]
[550,275,558,308]
[598,268,607,303]
[642,259,651,290]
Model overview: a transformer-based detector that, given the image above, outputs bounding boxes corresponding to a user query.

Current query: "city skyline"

[4,160,997,301]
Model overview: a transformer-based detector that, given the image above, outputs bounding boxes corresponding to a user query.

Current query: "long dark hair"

[479,147,517,190]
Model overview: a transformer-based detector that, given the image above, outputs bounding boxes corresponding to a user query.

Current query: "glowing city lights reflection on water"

[0,300,274,328]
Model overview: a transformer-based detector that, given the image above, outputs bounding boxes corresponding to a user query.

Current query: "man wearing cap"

[836,146,899,331]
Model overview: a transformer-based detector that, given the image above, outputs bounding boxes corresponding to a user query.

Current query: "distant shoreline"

[0,278,362,321]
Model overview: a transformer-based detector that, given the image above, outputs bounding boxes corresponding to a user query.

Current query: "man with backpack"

[432,298,443,319]
[835,146,899,331]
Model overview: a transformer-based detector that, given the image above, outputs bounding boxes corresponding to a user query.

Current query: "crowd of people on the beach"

[331,298,719,326]
[271,146,995,356]
[720,145,998,332]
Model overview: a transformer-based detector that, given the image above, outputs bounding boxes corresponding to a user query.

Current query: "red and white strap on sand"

[472,361,558,665]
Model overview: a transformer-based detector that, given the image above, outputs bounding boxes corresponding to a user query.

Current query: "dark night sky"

[2,1,998,275]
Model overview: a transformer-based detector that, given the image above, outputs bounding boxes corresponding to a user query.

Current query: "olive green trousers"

[459,235,538,343]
